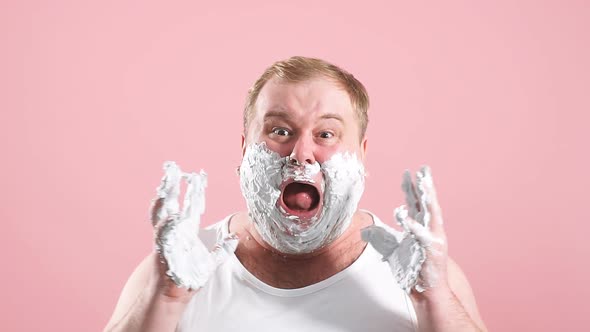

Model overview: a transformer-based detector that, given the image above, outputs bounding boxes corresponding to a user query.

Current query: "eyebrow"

[319,113,344,123]
[263,110,292,122]
[263,110,344,124]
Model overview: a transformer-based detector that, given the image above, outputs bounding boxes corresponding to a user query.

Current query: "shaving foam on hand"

[361,209,426,293]
[152,161,239,290]
[362,166,445,293]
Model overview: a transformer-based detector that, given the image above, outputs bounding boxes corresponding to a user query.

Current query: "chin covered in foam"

[239,143,365,254]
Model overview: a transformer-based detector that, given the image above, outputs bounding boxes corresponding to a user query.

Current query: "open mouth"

[279,181,322,220]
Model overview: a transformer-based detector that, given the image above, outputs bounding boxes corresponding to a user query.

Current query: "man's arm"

[403,167,486,332]
[105,162,238,332]
[410,257,487,332]
[103,253,192,332]
[362,167,488,332]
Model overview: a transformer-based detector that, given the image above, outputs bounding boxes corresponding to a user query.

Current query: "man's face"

[244,77,367,163]
[239,76,367,254]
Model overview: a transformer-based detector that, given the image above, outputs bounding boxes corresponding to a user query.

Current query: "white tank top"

[176,212,418,332]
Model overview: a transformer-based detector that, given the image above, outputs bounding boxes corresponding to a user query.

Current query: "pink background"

[2,1,589,331]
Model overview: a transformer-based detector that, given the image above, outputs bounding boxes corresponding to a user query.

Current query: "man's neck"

[229,211,373,289]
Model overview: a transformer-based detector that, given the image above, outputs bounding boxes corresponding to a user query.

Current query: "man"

[104,56,487,332]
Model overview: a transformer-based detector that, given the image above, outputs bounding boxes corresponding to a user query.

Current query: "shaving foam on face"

[153,162,238,290]
[283,161,321,183]
[239,143,365,254]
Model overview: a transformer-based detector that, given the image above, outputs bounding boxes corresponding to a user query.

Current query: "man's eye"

[319,131,334,139]
[273,128,291,136]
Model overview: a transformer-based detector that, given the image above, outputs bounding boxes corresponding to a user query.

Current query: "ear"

[241,134,246,157]
[360,137,368,162]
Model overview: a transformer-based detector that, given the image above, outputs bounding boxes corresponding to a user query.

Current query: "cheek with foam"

[317,152,366,241]
[239,143,366,254]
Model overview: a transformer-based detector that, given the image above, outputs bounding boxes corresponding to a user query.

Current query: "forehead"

[254,77,355,121]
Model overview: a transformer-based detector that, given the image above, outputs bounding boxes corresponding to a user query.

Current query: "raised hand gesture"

[361,166,447,293]
[150,161,239,297]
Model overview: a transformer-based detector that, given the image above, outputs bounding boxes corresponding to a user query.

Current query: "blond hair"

[243,56,369,140]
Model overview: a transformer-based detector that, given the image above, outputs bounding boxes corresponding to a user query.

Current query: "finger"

[401,170,420,220]
[396,205,444,248]
[361,225,400,260]
[405,217,445,248]
[181,171,208,225]
[421,166,445,238]
[415,166,433,227]
[394,205,410,232]
[149,197,164,227]
[422,168,445,236]
[209,234,239,268]
[150,161,182,226]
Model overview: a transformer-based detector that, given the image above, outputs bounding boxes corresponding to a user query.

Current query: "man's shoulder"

[360,209,404,234]
[199,215,233,249]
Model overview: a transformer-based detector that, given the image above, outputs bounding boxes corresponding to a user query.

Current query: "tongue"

[285,192,313,210]
[283,183,319,211]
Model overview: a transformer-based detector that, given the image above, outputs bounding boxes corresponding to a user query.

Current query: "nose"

[289,135,316,165]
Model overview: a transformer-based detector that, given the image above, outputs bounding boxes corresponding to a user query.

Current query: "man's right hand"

[150,161,239,299]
